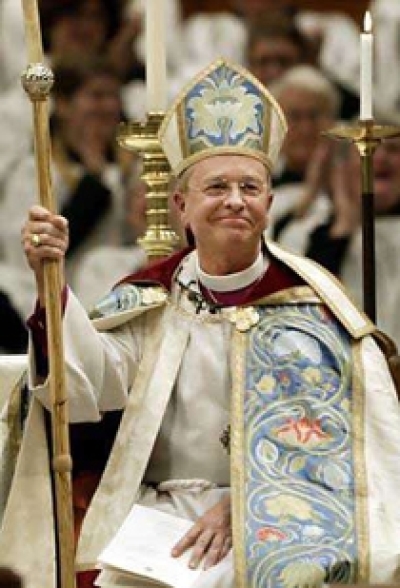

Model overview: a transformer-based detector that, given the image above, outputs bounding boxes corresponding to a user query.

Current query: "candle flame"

[364,11,372,33]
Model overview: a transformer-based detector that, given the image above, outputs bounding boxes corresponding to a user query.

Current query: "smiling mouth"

[217,216,251,225]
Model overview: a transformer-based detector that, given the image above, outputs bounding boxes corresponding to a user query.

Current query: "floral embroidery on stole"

[231,303,367,588]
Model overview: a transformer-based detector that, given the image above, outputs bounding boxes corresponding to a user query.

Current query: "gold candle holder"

[324,120,400,322]
[117,112,181,259]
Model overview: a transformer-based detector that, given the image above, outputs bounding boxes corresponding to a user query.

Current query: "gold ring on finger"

[31,233,41,247]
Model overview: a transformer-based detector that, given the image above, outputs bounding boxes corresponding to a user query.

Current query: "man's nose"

[224,183,245,209]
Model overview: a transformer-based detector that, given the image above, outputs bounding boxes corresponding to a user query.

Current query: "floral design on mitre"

[274,416,330,449]
[185,64,265,153]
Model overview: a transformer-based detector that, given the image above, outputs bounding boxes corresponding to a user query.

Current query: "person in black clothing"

[50,57,128,262]
[0,56,132,325]
[0,292,28,353]
[307,139,400,273]
[271,136,400,348]
[0,567,23,587]
[270,64,340,189]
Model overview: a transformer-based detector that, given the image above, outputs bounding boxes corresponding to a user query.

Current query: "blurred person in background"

[181,0,359,119]
[165,0,293,98]
[271,65,340,188]
[0,288,28,353]
[0,0,25,91]
[265,65,340,254]
[267,123,400,349]
[74,160,148,311]
[370,0,400,124]
[39,0,144,84]
[305,138,400,349]
[0,568,23,588]
[0,0,143,210]
[0,57,131,325]
[246,13,311,87]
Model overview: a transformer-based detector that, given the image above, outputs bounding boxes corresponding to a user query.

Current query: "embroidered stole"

[231,303,368,588]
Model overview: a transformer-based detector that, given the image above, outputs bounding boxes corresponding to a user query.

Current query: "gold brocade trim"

[168,300,261,332]
[167,299,227,324]
[167,287,322,328]
[262,95,272,155]
[352,340,370,581]
[230,329,247,588]
[177,101,190,161]
[254,285,321,306]
[76,305,172,568]
[266,241,375,339]
[174,146,273,177]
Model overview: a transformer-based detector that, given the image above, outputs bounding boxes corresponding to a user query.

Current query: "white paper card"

[96,504,202,588]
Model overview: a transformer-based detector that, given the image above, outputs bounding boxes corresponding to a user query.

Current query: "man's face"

[62,73,122,144]
[174,155,272,259]
[248,37,302,86]
[279,87,334,173]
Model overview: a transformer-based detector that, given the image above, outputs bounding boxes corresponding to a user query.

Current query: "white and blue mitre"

[158,58,287,175]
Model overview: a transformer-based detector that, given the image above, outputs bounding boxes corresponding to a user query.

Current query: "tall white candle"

[360,11,373,120]
[146,0,167,112]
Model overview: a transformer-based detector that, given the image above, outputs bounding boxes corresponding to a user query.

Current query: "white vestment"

[1,243,400,588]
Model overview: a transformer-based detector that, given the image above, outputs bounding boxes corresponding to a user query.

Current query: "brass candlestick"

[325,120,400,323]
[117,112,181,259]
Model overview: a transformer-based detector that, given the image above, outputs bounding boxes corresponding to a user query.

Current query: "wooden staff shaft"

[21,1,76,587]
[32,101,76,588]
[21,0,42,62]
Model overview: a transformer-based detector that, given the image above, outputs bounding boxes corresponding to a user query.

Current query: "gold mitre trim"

[173,146,274,176]
[158,57,287,176]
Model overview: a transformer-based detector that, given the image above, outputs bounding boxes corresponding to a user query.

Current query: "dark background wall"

[180,0,369,26]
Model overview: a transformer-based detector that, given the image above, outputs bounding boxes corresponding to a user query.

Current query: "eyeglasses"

[189,178,268,199]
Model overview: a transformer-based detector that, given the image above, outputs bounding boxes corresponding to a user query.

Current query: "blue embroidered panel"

[243,304,358,587]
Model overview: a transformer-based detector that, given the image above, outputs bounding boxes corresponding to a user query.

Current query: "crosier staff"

[20,1,75,587]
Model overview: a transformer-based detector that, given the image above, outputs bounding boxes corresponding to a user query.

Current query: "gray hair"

[270,65,341,118]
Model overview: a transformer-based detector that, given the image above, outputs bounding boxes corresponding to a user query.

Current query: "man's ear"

[264,191,274,231]
[173,191,191,230]
[173,190,186,214]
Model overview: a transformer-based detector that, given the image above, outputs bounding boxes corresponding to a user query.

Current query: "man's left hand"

[171,495,232,570]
